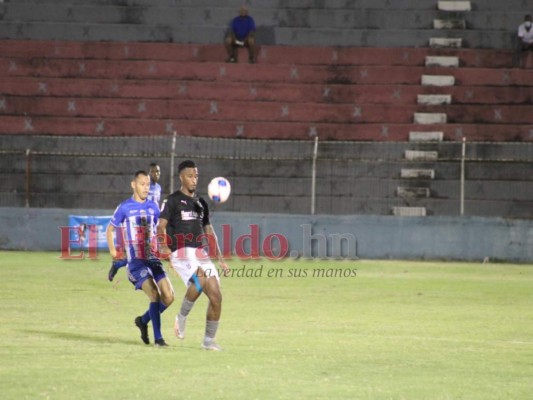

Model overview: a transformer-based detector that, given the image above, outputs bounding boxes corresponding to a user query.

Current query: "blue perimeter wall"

[1,207,532,263]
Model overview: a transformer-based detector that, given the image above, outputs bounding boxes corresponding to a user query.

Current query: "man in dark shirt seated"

[224,6,256,63]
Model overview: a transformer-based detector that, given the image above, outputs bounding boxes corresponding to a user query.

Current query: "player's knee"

[159,279,175,306]
[206,280,222,308]
[208,292,222,310]
[161,291,174,306]
[214,291,222,307]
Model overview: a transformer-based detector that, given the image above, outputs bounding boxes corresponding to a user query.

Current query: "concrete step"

[0,4,472,30]
[429,38,463,48]
[2,0,462,10]
[392,206,427,216]
[6,0,529,12]
[16,97,533,125]
[0,115,531,141]
[400,169,435,179]
[453,68,533,86]
[409,131,444,142]
[438,1,471,12]
[0,59,457,85]
[433,19,466,30]
[2,8,526,33]
[414,113,447,124]
[0,40,517,68]
[416,105,533,124]
[4,56,532,86]
[0,96,423,123]
[0,40,428,65]
[405,150,439,161]
[425,56,459,67]
[0,20,516,48]
[421,75,455,86]
[397,187,431,198]
[0,77,436,105]
[418,86,532,104]
[3,76,531,105]
[417,94,452,105]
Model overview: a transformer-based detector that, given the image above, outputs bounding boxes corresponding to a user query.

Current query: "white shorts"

[169,247,220,286]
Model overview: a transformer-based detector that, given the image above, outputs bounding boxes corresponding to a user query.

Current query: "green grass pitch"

[0,251,532,399]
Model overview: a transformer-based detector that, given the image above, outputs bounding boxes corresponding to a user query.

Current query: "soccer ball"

[207,177,231,203]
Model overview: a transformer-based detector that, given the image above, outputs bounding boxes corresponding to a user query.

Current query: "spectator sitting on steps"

[518,14,533,50]
[224,5,256,64]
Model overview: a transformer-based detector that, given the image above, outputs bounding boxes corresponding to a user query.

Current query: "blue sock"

[149,302,162,341]
[141,302,167,324]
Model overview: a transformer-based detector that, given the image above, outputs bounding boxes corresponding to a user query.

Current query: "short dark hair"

[149,162,159,168]
[178,160,196,173]
[134,170,149,179]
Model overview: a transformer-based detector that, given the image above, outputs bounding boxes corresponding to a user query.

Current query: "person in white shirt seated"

[518,14,533,50]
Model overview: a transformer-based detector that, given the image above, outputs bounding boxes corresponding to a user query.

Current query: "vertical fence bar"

[311,136,319,215]
[170,131,177,194]
[25,148,31,207]
[460,137,466,216]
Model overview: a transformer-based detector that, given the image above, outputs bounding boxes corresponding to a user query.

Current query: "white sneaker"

[174,315,186,340]
[202,339,222,351]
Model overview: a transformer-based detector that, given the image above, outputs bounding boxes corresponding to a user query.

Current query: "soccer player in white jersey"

[158,160,229,351]
[106,170,174,346]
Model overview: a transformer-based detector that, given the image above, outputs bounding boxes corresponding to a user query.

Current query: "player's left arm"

[204,223,229,275]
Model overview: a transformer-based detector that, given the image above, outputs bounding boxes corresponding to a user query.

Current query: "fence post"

[311,136,319,215]
[170,131,177,194]
[460,137,466,216]
[25,148,31,207]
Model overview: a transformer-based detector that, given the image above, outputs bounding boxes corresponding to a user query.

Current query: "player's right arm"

[107,204,124,260]
[106,223,119,259]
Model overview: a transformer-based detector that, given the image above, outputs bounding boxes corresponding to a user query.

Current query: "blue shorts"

[127,259,167,290]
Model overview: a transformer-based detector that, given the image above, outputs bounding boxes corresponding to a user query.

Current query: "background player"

[106,170,174,347]
[108,162,162,281]
[148,162,162,205]
[158,160,229,351]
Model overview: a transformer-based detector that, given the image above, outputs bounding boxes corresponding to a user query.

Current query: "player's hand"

[219,261,230,276]
[159,245,171,260]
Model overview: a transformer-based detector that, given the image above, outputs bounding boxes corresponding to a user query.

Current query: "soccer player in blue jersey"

[158,160,229,351]
[108,163,162,282]
[148,163,162,205]
[106,170,174,347]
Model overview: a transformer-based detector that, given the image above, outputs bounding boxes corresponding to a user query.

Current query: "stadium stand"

[0,41,531,141]
[0,0,530,48]
[0,0,531,217]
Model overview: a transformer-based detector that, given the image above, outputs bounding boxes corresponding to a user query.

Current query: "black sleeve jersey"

[160,190,211,251]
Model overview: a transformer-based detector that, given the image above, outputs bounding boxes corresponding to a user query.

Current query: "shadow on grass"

[20,329,142,346]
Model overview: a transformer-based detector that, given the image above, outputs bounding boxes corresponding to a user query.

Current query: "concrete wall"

[2,207,531,262]
[2,136,532,218]
[0,0,528,48]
